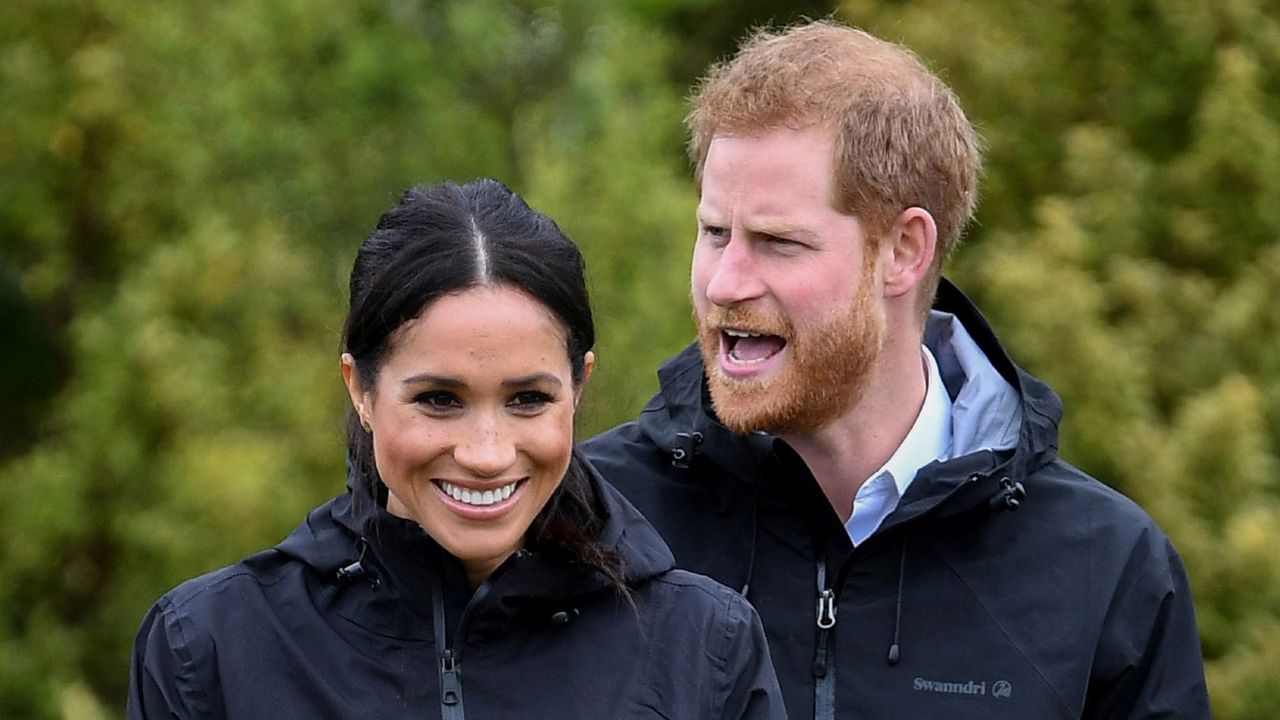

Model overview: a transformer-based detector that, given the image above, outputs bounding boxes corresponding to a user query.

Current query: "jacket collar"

[641,278,1063,522]
[273,463,676,640]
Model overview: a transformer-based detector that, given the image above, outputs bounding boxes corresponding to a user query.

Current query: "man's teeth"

[724,328,772,364]
[439,480,517,506]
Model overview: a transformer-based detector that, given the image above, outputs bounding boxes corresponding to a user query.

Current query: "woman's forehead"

[383,285,571,378]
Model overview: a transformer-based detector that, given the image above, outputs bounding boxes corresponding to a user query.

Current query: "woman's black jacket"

[126,469,786,719]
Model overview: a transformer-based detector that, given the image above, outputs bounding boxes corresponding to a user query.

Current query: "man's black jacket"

[584,279,1210,719]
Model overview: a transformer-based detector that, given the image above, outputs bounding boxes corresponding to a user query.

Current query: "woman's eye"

[508,390,554,413]
[414,391,461,411]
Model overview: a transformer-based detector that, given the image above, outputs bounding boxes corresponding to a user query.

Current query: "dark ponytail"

[526,448,622,578]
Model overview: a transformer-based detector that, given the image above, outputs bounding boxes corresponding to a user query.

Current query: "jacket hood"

[638,278,1063,521]
[273,461,676,617]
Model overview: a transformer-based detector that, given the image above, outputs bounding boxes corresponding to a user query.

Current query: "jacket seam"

[713,593,748,720]
[933,546,1078,720]
[633,582,676,720]
[158,595,212,715]
[165,567,287,612]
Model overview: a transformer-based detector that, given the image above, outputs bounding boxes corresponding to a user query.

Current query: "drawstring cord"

[335,537,380,590]
[887,537,908,665]
[669,427,761,598]
[740,495,759,597]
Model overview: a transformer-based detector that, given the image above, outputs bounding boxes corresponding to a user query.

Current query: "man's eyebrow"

[752,222,818,242]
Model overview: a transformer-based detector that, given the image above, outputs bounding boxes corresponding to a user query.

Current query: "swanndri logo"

[913,677,1013,699]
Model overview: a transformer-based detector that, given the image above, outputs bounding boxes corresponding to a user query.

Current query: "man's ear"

[341,353,371,429]
[881,207,937,299]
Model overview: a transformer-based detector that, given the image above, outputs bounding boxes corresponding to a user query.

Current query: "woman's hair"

[342,178,622,585]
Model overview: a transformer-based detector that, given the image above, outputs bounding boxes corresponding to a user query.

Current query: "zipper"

[438,646,463,719]
[432,577,467,720]
[813,556,837,720]
[811,528,908,717]
[431,549,527,720]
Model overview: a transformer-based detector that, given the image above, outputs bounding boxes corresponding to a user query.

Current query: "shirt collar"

[872,344,954,500]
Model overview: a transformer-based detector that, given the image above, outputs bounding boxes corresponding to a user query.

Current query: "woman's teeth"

[439,480,518,506]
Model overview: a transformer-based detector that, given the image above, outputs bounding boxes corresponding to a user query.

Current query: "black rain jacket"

[584,279,1210,720]
[127,468,786,719]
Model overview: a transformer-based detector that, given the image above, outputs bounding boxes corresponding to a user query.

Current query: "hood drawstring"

[669,431,703,469]
[887,537,909,665]
[740,496,759,597]
[335,537,380,590]
[989,475,1027,512]
[668,428,761,598]
[550,608,580,626]
[884,473,1021,665]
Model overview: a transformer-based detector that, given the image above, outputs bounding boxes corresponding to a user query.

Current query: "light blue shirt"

[845,346,953,546]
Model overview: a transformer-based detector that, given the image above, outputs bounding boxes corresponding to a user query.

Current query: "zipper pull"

[440,649,462,707]
[813,590,836,678]
[817,588,837,630]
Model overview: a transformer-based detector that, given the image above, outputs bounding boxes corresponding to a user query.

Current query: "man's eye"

[701,225,728,240]
[509,390,554,412]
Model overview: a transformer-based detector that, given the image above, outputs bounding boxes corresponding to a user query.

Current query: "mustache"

[697,304,791,337]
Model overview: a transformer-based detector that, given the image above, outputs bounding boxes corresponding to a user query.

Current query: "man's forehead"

[697,177,842,226]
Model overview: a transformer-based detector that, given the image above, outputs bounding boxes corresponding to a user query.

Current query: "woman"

[126,179,785,719]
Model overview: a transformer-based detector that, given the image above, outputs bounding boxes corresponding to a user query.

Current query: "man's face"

[692,125,886,434]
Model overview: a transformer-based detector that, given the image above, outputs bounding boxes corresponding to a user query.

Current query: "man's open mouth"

[723,328,786,364]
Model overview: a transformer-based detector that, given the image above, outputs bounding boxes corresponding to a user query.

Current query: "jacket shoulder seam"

[164,562,287,612]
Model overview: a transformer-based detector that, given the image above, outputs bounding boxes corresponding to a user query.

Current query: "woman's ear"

[341,353,372,430]
[574,351,596,407]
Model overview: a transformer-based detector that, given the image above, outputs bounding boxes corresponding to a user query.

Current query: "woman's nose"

[453,417,517,477]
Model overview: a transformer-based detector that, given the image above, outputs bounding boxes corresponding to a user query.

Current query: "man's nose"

[703,238,765,306]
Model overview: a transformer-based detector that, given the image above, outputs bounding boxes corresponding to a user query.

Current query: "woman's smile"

[433,477,528,518]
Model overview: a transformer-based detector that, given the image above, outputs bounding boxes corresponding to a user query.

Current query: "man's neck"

[779,342,929,523]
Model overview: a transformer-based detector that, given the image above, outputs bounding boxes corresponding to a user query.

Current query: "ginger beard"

[696,265,885,435]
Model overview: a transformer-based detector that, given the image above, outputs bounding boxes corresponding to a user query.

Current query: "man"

[584,20,1210,720]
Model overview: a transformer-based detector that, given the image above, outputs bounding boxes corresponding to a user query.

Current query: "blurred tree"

[636,0,835,84]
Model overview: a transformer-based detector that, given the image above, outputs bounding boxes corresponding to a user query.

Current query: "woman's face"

[343,284,591,586]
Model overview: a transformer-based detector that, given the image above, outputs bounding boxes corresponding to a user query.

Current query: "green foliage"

[2,0,1278,716]
[1,217,343,719]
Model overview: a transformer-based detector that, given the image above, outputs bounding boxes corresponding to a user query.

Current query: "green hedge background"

[2,1,1277,717]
